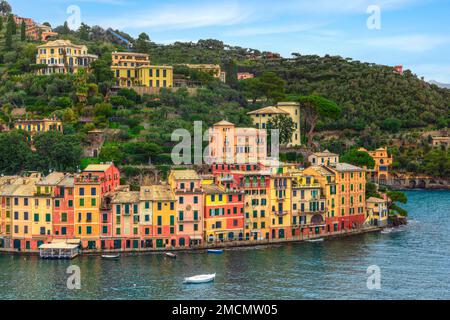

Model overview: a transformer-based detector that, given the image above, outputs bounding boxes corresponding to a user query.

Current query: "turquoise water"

[0,190,449,300]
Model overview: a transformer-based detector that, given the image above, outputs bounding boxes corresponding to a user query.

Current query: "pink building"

[53,175,75,239]
[207,120,267,165]
[168,170,204,247]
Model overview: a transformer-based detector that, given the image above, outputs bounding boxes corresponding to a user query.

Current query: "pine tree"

[20,20,26,41]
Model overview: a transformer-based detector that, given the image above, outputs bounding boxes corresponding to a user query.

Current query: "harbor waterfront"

[0,190,449,300]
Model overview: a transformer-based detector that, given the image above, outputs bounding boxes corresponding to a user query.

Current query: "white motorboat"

[101,254,120,259]
[381,228,394,234]
[306,238,324,243]
[165,252,177,259]
[183,273,216,284]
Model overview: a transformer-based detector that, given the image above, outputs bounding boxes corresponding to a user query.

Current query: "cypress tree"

[0,16,3,32]
[20,20,26,41]
[5,23,12,50]
[8,14,16,35]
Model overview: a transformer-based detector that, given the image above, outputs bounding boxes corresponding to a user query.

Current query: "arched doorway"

[278,229,285,239]
[179,238,185,247]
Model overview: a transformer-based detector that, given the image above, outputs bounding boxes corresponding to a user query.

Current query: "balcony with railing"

[273,211,289,217]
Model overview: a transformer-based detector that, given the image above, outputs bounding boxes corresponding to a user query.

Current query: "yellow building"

[36,40,98,75]
[15,118,63,141]
[247,102,301,147]
[74,174,101,249]
[111,51,173,88]
[303,165,337,232]
[240,171,271,241]
[291,173,327,236]
[359,147,393,184]
[269,173,292,239]
[366,197,389,227]
[145,185,177,248]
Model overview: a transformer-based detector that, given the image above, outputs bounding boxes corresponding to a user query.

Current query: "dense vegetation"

[0,1,449,178]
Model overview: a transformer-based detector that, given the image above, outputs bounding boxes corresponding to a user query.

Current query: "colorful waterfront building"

[366,197,389,227]
[139,186,154,249]
[239,171,271,241]
[168,170,204,247]
[1,174,42,250]
[291,173,327,237]
[359,147,393,185]
[36,40,98,75]
[328,163,366,230]
[74,163,120,249]
[111,51,173,88]
[52,175,75,239]
[144,185,177,249]
[110,190,141,250]
[302,165,338,232]
[203,184,245,242]
[247,102,301,147]
[207,120,267,165]
[269,173,293,240]
[33,172,68,245]
[0,176,20,248]
[74,174,101,249]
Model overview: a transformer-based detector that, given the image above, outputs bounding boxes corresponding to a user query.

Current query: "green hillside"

[0,5,449,178]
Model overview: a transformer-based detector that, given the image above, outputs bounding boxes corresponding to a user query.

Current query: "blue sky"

[9,0,450,82]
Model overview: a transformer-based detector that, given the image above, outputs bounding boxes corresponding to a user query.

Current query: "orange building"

[359,147,393,184]
[26,24,58,41]
[328,163,366,231]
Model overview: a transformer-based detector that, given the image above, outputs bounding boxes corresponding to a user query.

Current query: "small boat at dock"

[184,274,216,284]
[207,249,224,254]
[306,238,324,243]
[381,228,394,234]
[101,254,120,259]
[165,252,177,259]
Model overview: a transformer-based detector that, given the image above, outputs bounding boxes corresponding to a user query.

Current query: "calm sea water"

[0,190,449,300]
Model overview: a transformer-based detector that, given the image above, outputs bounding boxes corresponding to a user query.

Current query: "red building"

[203,184,245,242]
[83,163,120,194]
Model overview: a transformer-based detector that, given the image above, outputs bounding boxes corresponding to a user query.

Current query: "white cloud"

[223,22,327,37]
[275,0,428,14]
[96,2,253,30]
[407,64,450,83]
[360,34,450,52]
